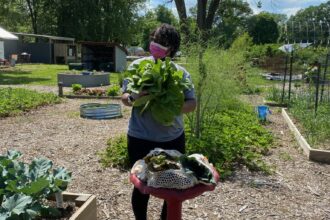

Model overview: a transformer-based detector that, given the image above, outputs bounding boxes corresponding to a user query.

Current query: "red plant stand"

[130,169,220,220]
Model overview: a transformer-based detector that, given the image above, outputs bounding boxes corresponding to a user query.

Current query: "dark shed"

[79,41,127,72]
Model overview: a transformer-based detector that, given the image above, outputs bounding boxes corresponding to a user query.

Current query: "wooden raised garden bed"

[51,192,97,220]
[282,108,330,164]
[57,72,111,98]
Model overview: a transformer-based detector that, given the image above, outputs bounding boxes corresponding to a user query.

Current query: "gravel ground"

[0,88,329,219]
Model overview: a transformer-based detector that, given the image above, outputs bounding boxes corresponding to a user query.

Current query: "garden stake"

[314,62,321,116]
[320,53,329,102]
[288,49,294,103]
[281,54,289,104]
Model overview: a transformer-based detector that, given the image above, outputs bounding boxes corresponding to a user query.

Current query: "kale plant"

[0,150,71,219]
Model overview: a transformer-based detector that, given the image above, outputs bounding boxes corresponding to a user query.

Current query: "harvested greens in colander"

[131,148,217,189]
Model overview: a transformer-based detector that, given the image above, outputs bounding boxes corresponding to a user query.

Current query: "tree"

[155,5,178,26]
[247,12,279,44]
[287,1,330,44]
[55,0,146,43]
[135,5,179,49]
[0,0,29,32]
[212,0,253,47]
[173,0,221,41]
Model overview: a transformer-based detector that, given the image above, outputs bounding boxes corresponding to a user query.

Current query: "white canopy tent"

[0,26,18,40]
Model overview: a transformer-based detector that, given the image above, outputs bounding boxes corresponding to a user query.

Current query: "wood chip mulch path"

[0,89,329,219]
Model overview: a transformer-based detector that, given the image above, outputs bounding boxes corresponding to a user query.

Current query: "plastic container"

[257,105,270,121]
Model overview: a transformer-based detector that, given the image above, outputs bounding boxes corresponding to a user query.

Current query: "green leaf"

[6,150,21,161]
[20,178,49,195]
[0,212,9,220]
[28,158,52,181]
[133,95,153,107]
[40,206,61,218]
[53,168,71,190]
[2,194,33,215]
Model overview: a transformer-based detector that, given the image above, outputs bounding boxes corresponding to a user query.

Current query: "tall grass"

[181,40,273,176]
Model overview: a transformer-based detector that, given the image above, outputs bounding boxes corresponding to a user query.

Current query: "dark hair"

[150,24,180,58]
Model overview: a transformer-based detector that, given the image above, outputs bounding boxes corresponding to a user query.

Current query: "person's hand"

[131,91,149,100]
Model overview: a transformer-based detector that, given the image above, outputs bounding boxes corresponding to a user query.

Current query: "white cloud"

[248,0,328,16]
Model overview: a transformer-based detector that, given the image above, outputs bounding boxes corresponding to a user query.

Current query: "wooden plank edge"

[62,192,92,203]
[309,149,330,164]
[282,108,330,164]
[69,195,97,220]
[281,108,311,157]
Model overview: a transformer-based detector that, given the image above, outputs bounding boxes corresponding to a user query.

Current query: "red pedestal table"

[129,169,220,220]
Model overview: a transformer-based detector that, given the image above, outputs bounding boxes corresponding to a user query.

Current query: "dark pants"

[128,133,185,220]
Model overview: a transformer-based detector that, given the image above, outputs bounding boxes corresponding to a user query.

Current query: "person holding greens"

[121,23,196,220]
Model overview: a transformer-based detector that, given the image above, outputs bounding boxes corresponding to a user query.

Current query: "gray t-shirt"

[122,56,195,142]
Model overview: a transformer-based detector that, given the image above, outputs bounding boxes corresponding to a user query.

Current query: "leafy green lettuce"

[125,58,192,126]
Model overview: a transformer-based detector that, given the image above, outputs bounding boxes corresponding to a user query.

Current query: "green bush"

[71,84,82,92]
[186,109,273,177]
[0,88,61,118]
[107,84,121,97]
[99,134,129,169]
[246,43,284,60]
[99,109,273,177]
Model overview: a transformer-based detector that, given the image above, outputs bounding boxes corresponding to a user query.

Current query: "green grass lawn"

[0,64,68,86]
[246,67,281,87]
[0,64,122,86]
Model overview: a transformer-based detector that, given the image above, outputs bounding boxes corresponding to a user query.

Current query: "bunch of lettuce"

[125,58,192,125]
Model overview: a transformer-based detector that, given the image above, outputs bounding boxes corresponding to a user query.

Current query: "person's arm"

[182,99,196,113]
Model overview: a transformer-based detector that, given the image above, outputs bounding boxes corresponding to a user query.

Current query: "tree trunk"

[25,0,38,34]
[174,0,190,41]
[197,0,207,31]
[205,0,221,30]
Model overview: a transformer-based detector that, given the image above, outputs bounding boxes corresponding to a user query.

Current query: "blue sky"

[148,0,329,17]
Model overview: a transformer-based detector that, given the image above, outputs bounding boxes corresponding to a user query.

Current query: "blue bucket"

[257,105,270,121]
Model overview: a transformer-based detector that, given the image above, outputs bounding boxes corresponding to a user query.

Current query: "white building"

[0,26,18,60]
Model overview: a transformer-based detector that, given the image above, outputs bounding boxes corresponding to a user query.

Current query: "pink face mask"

[149,41,168,59]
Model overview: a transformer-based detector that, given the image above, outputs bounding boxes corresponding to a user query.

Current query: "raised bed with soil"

[282,108,330,164]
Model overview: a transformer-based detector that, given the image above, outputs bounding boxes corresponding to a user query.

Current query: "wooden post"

[58,82,63,97]
[281,54,289,104]
[288,49,294,103]
[314,62,321,116]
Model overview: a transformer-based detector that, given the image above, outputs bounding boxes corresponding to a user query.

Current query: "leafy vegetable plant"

[72,84,82,93]
[0,150,71,219]
[107,84,121,97]
[125,58,192,125]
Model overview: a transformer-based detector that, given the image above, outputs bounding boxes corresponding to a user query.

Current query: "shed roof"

[0,26,18,40]
[12,32,74,42]
[79,41,128,54]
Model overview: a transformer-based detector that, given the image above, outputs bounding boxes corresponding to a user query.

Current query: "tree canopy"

[287,1,330,44]
[0,0,146,44]
[247,12,279,44]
